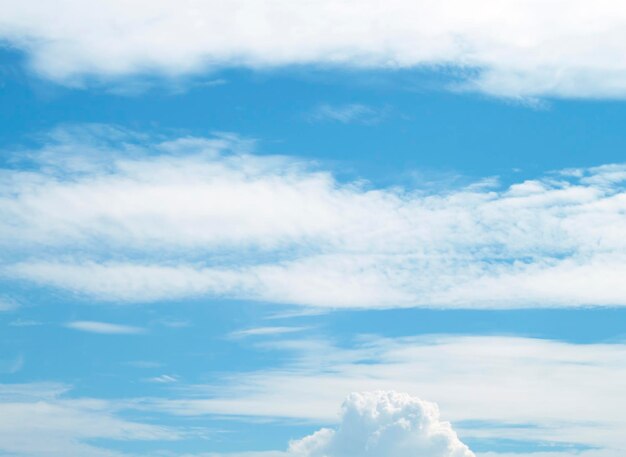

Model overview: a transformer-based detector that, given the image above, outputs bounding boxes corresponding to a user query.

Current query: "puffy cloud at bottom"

[289,391,474,457]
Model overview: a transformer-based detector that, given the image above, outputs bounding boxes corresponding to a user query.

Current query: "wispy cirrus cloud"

[2,1,626,98]
[3,125,626,309]
[145,374,180,384]
[0,383,180,457]
[65,320,146,335]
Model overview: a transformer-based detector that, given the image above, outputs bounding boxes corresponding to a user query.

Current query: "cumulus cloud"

[288,391,474,457]
[2,0,626,97]
[3,125,626,308]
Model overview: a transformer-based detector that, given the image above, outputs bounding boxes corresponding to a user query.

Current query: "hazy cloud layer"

[3,125,626,308]
[2,0,626,97]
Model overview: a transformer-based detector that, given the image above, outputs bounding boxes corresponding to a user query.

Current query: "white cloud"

[288,391,474,457]
[65,320,146,334]
[146,374,180,383]
[2,1,626,97]
[144,336,626,457]
[4,125,626,308]
[0,382,180,457]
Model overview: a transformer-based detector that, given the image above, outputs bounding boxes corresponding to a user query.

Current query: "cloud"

[2,1,626,97]
[4,125,626,308]
[65,320,146,334]
[307,104,386,124]
[288,391,474,457]
[0,382,180,457]
[144,335,626,456]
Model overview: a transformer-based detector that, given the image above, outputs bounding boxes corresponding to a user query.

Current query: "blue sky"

[2,2,626,457]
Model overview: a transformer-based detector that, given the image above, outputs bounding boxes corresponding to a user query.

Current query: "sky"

[1,1,626,456]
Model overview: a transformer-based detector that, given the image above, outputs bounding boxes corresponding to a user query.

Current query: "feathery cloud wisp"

[0,383,179,456]
[65,320,146,334]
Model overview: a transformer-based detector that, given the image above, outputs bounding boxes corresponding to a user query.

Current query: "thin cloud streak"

[65,320,146,335]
